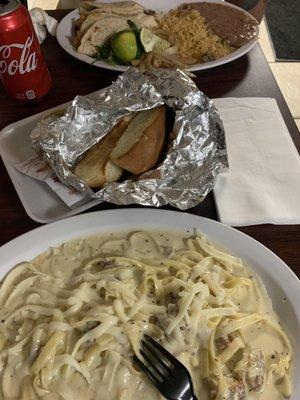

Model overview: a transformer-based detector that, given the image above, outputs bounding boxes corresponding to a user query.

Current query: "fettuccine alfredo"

[0,230,292,399]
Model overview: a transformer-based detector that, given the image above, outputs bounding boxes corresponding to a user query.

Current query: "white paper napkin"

[13,156,89,209]
[30,8,58,44]
[213,97,300,226]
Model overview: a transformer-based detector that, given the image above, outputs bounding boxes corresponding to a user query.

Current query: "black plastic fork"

[133,335,198,400]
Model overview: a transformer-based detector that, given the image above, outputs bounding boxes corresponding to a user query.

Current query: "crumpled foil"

[30,68,228,209]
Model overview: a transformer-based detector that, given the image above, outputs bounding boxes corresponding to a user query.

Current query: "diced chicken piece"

[246,349,265,392]
[224,378,246,400]
[215,333,234,351]
[208,376,246,400]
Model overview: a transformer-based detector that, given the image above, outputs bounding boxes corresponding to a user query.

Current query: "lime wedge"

[140,27,170,53]
[111,30,137,63]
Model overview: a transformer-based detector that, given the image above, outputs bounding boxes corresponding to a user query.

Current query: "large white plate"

[0,209,299,397]
[56,0,259,72]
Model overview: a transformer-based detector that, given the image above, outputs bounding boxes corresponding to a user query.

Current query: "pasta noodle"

[0,230,293,399]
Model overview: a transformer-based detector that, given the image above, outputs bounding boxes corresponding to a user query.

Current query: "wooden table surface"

[0,10,299,277]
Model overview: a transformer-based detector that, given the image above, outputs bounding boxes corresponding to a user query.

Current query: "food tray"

[0,91,102,224]
[0,87,226,224]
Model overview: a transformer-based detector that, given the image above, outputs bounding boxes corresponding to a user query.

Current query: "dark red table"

[0,10,299,277]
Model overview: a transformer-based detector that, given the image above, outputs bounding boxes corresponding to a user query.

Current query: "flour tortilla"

[80,1,146,16]
[78,11,108,38]
[78,11,157,41]
[78,16,130,56]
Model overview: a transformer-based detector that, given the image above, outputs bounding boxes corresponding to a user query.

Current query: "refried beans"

[180,2,258,47]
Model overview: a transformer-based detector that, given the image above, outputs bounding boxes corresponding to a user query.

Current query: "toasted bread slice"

[110,106,166,175]
[104,159,123,183]
[73,115,133,187]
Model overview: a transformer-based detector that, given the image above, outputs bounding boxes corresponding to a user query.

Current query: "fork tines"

[133,335,172,385]
[133,335,198,400]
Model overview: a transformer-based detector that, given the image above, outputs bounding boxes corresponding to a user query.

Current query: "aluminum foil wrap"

[30,68,228,209]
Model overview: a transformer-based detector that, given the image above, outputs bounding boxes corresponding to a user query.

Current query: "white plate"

[56,0,259,72]
[0,208,299,397]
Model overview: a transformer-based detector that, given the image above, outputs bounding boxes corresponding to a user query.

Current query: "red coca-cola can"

[0,0,52,101]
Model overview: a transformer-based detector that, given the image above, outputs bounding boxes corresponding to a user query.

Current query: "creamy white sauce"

[0,230,292,400]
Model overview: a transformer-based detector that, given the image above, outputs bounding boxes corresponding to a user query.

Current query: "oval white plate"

[0,209,299,397]
[56,0,259,72]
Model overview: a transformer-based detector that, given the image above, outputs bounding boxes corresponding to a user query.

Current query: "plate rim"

[0,208,299,397]
[56,0,260,72]
[1,208,299,285]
